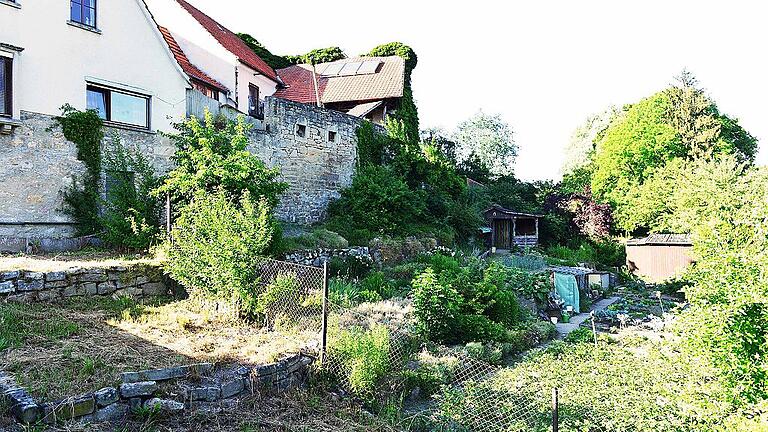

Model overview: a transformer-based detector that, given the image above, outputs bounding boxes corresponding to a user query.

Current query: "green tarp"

[554,272,580,314]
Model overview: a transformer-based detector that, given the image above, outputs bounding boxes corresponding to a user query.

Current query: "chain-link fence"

[250,258,622,432]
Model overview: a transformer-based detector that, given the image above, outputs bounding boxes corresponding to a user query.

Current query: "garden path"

[555,296,620,338]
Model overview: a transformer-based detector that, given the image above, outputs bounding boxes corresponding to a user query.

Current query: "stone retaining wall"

[0,354,315,425]
[283,246,371,267]
[0,263,169,302]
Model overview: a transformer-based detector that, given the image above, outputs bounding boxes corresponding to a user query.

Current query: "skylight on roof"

[320,60,382,77]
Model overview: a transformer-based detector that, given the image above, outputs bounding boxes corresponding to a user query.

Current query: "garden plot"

[0,297,320,402]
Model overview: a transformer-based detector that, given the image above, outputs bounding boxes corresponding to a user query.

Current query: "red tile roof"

[273,65,326,104]
[274,57,405,107]
[174,0,278,82]
[158,26,228,92]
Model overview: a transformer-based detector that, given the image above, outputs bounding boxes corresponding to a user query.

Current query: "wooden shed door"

[494,220,510,249]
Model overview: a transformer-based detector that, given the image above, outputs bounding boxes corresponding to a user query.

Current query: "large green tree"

[590,77,757,233]
[452,111,517,178]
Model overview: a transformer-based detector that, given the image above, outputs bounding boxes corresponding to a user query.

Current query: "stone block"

[94,387,118,407]
[45,280,69,289]
[97,281,117,295]
[63,284,86,297]
[140,282,166,296]
[37,289,62,302]
[128,397,142,411]
[42,395,95,422]
[92,402,128,422]
[114,287,142,298]
[45,271,67,282]
[1,372,41,424]
[188,386,220,402]
[253,363,277,377]
[119,381,157,398]
[220,378,244,399]
[17,274,44,292]
[83,283,98,295]
[143,398,184,413]
[0,280,14,294]
[1,270,20,281]
[80,271,107,283]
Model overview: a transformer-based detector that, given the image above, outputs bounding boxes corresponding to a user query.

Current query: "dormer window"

[70,0,97,28]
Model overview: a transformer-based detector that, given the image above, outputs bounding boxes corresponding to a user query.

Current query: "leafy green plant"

[99,136,162,250]
[56,105,104,236]
[165,190,277,318]
[412,268,464,343]
[327,325,392,398]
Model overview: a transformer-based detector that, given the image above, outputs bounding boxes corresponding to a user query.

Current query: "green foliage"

[165,190,277,317]
[412,256,531,344]
[327,164,428,242]
[56,105,104,236]
[236,33,294,69]
[564,327,594,344]
[327,325,392,397]
[369,42,419,145]
[156,111,286,207]
[545,239,625,269]
[590,77,758,233]
[280,227,348,252]
[250,274,300,325]
[99,136,162,249]
[301,46,346,65]
[327,254,374,281]
[452,111,517,178]
[0,303,80,350]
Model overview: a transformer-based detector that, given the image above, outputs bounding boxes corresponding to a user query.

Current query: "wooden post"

[552,387,559,432]
[320,260,329,364]
[535,218,539,244]
[512,217,517,248]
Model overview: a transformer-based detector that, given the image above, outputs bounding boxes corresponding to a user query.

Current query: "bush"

[327,325,392,398]
[251,274,300,327]
[164,190,277,318]
[358,271,397,301]
[327,255,373,281]
[99,136,162,250]
[280,228,348,251]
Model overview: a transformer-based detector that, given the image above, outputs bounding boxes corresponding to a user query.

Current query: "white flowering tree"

[452,111,516,178]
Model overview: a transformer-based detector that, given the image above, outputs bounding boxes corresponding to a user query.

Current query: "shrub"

[164,190,276,318]
[250,274,300,326]
[280,228,348,251]
[99,136,162,250]
[358,271,397,301]
[327,255,373,281]
[412,268,464,343]
[564,327,595,344]
[327,325,392,397]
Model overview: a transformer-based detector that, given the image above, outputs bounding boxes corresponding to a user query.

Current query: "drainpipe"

[234,66,239,109]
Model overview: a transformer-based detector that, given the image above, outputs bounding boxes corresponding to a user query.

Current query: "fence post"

[165,192,171,234]
[320,260,329,364]
[552,387,559,432]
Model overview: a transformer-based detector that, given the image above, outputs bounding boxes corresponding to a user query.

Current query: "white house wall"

[235,63,278,112]
[0,0,188,130]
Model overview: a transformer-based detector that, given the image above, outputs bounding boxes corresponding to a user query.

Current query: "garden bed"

[0,296,320,402]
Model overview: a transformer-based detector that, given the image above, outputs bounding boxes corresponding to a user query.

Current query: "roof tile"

[158,26,228,92]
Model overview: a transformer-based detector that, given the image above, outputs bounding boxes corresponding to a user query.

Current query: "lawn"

[0,296,320,402]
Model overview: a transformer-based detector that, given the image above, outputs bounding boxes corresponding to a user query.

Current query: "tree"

[590,79,757,233]
[155,110,286,208]
[237,33,293,69]
[453,111,517,178]
[561,107,620,176]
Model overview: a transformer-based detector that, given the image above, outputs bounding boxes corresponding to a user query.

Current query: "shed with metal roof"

[626,234,694,283]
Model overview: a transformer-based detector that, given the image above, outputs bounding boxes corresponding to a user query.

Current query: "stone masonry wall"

[0,111,175,241]
[0,98,370,247]
[0,263,169,303]
[252,97,365,224]
[0,354,314,425]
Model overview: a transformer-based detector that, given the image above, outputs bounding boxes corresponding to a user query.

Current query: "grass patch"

[0,249,160,272]
[0,296,318,401]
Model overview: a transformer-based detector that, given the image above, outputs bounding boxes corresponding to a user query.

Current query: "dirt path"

[554,296,620,339]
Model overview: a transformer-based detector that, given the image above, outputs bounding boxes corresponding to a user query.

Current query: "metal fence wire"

[250,258,620,432]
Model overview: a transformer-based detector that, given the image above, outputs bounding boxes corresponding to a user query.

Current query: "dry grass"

[0,249,160,272]
[0,297,321,402]
[0,389,402,432]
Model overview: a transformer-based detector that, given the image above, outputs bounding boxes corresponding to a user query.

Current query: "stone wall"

[251,97,364,224]
[0,354,314,425]
[0,111,175,242]
[283,246,371,267]
[0,98,369,248]
[0,263,169,303]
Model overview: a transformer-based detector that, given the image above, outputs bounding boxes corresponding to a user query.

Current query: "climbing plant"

[368,42,420,145]
[56,105,104,236]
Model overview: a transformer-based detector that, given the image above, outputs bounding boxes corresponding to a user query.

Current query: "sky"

[186,0,768,180]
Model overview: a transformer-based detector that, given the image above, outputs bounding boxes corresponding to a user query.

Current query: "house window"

[328,131,336,142]
[70,0,97,28]
[248,84,262,119]
[87,85,150,129]
[296,124,306,138]
[0,56,11,117]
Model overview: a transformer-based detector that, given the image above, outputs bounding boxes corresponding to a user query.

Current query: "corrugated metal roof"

[627,233,692,246]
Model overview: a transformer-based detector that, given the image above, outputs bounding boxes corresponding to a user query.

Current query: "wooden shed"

[483,204,543,249]
[625,234,694,283]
